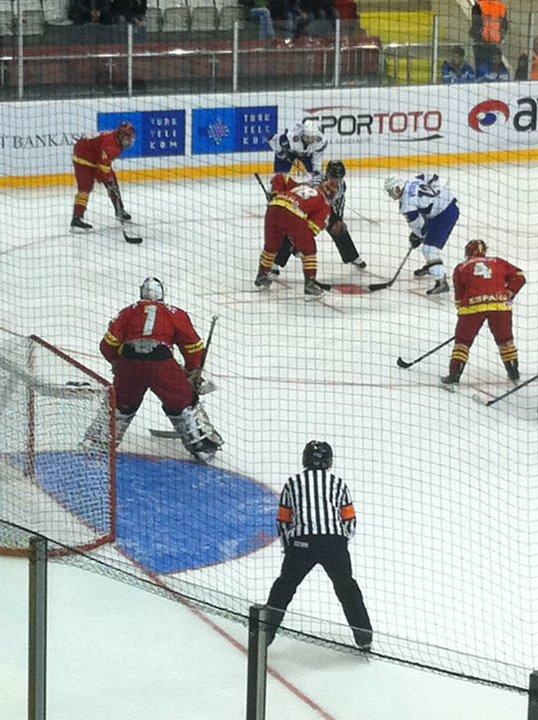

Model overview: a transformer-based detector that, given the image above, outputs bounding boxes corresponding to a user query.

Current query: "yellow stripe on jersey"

[458,302,512,315]
[103,331,122,347]
[73,156,98,169]
[185,340,204,354]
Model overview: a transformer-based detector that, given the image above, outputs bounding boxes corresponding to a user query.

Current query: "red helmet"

[117,122,136,150]
[465,240,487,259]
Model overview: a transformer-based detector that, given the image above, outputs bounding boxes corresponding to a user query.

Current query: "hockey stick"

[368,247,413,293]
[149,315,219,438]
[483,372,538,407]
[254,172,271,201]
[397,336,455,369]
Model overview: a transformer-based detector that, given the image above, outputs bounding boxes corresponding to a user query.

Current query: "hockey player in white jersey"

[269,119,328,175]
[384,174,460,295]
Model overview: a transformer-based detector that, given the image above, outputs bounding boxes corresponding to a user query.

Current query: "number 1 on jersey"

[143,305,157,335]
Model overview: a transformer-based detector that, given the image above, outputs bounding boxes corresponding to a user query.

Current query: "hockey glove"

[409,232,423,249]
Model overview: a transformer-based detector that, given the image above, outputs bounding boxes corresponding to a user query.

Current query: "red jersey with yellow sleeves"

[73,132,123,183]
[100,300,205,371]
[453,256,526,315]
[269,173,331,236]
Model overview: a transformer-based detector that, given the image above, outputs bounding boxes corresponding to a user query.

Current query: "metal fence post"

[246,604,268,720]
[127,22,133,97]
[28,536,48,720]
[17,0,24,99]
[529,671,538,720]
[431,14,439,84]
[333,17,341,88]
[232,20,239,93]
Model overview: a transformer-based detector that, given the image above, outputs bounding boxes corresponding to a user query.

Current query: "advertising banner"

[1,82,537,183]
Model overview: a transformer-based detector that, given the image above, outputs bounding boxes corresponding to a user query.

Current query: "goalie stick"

[397,336,455,369]
[149,315,219,438]
[368,246,413,293]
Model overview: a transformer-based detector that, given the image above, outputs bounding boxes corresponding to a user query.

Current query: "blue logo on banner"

[97,110,186,158]
[192,105,277,155]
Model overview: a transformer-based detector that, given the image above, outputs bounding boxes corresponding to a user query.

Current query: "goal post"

[0,332,117,556]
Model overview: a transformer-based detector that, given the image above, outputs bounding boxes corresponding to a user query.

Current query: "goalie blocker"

[83,277,223,462]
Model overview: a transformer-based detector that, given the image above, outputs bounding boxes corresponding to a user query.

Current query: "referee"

[265,441,373,649]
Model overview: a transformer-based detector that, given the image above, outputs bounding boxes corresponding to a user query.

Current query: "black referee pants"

[266,535,372,646]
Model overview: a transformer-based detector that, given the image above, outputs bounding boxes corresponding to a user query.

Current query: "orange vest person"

[474,0,507,44]
[71,122,135,231]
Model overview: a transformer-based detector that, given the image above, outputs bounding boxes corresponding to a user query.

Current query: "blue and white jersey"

[399,178,456,239]
[269,123,328,173]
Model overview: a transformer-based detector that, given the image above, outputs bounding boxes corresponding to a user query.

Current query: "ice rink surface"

[1,163,537,717]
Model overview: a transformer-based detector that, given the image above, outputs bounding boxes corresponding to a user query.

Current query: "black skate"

[116,209,132,222]
[190,437,221,463]
[268,265,281,278]
[254,272,273,288]
[304,278,325,297]
[426,278,449,295]
[353,630,373,651]
[414,259,443,277]
[504,361,520,383]
[71,216,93,231]
[440,374,460,386]
[351,258,367,270]
[414,264,430,277]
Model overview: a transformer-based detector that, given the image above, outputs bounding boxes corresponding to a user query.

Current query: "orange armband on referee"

[340,504,356,521]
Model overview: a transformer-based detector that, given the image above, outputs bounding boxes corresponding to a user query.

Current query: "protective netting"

[0,333,115,551]
[1,0,538,694]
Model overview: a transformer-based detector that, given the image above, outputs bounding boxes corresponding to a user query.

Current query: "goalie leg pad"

[81,407,135,451]
[166,402,223,461]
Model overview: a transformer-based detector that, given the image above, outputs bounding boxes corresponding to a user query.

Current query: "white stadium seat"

[161,0,190,32]
[218,4,245,30]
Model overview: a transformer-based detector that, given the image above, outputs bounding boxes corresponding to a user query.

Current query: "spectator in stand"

[476,46,510,82]
[470,0,508,68]
[442,46,475,84]
[241,0,275,40]
[269,0,305,40]
[111,0,146,24]
[515,38,538,81]
[68,0,112,24]
[302,0,338,36]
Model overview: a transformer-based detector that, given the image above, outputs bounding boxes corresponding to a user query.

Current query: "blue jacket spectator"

[442,46,475,84]
[476,48,510,82]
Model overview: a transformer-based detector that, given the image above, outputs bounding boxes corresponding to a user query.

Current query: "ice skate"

[351,258,367,270]
[71,216,93,231]
[426,277,449,295]
[304,278,325,297]
[116,209,132,222]
[254,272,273,288]
[267,265,281,279]
[414,263,430,277]
[504,361,520,383]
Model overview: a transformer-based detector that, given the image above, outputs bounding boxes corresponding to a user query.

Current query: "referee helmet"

[302,441,333,470]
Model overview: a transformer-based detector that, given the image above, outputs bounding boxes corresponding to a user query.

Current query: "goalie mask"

[140,277,164,301]
[302,440,333,470]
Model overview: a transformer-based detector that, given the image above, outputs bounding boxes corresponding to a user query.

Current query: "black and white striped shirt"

[277,469,357,542]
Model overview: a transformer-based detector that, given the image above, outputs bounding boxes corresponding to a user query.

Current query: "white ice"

[1,164,537,717]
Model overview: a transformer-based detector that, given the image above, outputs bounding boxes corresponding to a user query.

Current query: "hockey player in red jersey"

[71,122,135,231]
[254,173,338,297]
[84,278,223,462]
[441,240,526,386]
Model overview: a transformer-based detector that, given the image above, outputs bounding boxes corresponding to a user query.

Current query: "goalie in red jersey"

[71,122,135,231]
[441,240,526,387]
[84,278,223,462]
[254,173,338,297]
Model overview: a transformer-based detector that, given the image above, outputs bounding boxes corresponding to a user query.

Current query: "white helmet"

[384,175,404,199]
[140,277,164,301]
[302,119,323,143]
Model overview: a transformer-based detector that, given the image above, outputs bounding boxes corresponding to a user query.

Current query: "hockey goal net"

[0,333,116,555]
